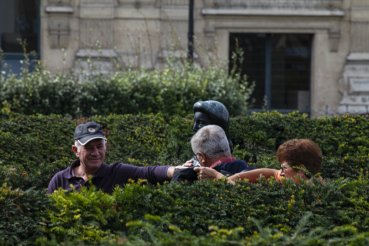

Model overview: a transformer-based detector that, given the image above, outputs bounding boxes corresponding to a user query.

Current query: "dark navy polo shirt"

[48,160,170,194]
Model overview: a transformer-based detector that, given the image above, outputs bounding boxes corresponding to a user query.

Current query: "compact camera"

[191,157,201,167]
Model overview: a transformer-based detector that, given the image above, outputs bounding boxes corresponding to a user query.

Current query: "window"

[0,0,40,74]
[229,33,313,113]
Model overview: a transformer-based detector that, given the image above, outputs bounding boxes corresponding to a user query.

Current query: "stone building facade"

[2,0,369,116]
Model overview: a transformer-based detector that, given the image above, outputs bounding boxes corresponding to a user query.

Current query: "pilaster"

[337,0,369,114]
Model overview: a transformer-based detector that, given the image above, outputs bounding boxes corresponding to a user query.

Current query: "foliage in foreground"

[35,176,369,245]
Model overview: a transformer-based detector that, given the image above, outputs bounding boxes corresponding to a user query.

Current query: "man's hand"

[167,165,190,178]
[193,167,224,180]
[181,159,194,167]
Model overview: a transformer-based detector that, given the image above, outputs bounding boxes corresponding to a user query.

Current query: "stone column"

[338,0,369,114]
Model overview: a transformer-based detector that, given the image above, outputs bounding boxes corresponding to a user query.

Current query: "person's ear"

[71,145,79,157]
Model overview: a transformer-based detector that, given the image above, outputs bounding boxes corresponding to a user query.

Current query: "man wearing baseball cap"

[47,121,177,194]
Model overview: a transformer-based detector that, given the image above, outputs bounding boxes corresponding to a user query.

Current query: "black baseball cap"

[74,121,106,145]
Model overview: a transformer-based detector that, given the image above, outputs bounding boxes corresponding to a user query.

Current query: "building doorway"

[229,33,313,113]
[0,0,40,75]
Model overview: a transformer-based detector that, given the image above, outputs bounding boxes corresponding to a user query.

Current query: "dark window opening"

[0,0,39,54]
[229,33,312,113]
[0,0,40,75]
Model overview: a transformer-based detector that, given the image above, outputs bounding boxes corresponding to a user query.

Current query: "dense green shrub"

[0,184,49,245]
[230,112,369,179]
[0,113,75,190]
[0,63,252,117]
[1,111,369,245]
[1,111,369,192]
[37,177,369,245]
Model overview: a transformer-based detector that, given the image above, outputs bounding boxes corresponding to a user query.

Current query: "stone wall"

[40,0,369,116]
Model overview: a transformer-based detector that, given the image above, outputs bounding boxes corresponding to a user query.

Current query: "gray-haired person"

[171,125,253,182]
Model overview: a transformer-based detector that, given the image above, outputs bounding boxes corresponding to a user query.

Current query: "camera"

[191,157,201,167]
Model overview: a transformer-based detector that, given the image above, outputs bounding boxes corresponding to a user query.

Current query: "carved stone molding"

[117,0,159,8]
[47,0,71,6]
[80,0,115,5]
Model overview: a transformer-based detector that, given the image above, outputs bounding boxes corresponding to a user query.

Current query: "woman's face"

[280,162,307,183]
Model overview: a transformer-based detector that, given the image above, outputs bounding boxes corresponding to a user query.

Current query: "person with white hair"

[171,124,253,182]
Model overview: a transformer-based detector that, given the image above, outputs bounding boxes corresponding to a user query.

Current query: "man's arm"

[167,166,190,178]
[124,164,189,183]
[193,167,280,184]
[193,167,224,180]
[167,166,176,178]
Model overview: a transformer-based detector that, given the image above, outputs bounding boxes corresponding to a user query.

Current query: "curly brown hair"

[276,139,322,176]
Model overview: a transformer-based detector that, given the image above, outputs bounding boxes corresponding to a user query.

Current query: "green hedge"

[1,111,369,245]
[0,63,251,117]
[36,177,369,245]
[0,184,49,245]
[1,111,369,191]
[230,112,369,179]
[2,178,368,245]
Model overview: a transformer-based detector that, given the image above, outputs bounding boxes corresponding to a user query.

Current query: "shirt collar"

[62,159,108,179]
[209,156,236,168]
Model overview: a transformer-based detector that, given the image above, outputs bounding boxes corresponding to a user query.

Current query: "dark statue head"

[193,100,229,134]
